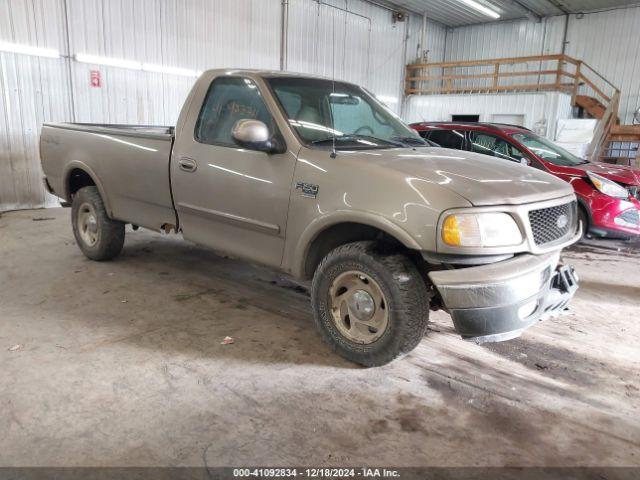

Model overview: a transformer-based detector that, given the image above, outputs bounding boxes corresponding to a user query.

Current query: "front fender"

[291,210,423,279]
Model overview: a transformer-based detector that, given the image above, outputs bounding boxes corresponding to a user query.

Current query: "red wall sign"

[90,70,101,88]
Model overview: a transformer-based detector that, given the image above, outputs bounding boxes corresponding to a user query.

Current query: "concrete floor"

[1,207,639,467]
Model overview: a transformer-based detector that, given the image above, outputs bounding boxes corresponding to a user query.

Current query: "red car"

[410,122,640,239]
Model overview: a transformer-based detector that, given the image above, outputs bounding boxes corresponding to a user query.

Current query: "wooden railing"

[586,91,620,161]
[405,54,622,162]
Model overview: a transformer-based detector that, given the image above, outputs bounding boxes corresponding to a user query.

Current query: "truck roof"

[203,68,335,81]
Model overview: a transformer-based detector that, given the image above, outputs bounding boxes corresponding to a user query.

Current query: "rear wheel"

[71,186,125,261]
[311,241,430,366]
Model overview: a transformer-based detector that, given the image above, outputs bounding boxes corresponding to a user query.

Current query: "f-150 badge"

[296,181,319,198]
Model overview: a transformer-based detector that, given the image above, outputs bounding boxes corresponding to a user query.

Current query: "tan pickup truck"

[40,69,581,366]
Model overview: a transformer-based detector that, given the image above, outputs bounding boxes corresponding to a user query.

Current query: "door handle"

[178,157,197,173]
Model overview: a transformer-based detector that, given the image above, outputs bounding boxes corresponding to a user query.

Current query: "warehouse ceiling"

[385,0,640,26]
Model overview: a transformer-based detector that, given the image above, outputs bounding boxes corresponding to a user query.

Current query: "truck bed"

[40,122,177,231]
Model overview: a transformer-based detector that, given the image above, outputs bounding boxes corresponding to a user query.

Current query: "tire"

[71,186,125,261]
[578,206,591,241]
[311,241,430,367]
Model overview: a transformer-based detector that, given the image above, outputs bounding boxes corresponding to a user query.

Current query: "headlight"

[587,172,628,199]
[442,212,523,247]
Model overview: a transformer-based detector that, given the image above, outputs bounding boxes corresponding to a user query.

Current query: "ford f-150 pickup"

[40,69,581,366]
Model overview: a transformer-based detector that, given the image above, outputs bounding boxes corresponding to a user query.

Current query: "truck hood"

[547,161,640,186]
[360,147,573,206]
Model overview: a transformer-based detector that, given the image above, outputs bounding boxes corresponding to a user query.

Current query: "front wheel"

[311,241,430,366]
[578,206,591,241]
[71,186,125,261]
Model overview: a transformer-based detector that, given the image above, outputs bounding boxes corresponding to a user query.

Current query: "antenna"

[330,8,337,159]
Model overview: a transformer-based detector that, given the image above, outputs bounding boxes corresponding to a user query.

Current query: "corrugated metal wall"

[2,0,446,211]
[563,5,640,126]
[285,0,445,110]
[405,11,446,64]
[444,16,566,61]
[441,16,566,91]
[0,0,70,210]
[287,0,374,88]
[440,6,640,125]
[67,0,282,125]
[9,1,639,212]
[405,91,573,139]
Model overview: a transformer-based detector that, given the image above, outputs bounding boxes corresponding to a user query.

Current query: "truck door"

[171,75,296,268]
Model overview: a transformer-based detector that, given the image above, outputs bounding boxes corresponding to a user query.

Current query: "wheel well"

[303,222,407,280]
[577,200,590,230]
[68,168,96,197]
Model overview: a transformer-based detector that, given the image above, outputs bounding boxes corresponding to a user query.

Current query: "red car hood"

[548,161,640,186]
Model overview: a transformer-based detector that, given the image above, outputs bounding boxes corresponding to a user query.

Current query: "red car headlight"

[587,172,629,199]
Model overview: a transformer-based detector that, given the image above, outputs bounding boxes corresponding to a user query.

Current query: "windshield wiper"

[389,135,428,147]
[310,134,403,147]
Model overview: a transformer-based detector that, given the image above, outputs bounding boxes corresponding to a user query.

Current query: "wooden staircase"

[574,95,607,119]
[601,125,640,165]
[405,54,640,167]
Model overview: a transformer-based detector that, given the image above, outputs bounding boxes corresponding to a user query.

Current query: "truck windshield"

[511,132,590,166]
[266,77,426,150]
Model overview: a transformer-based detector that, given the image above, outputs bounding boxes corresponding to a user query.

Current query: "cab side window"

[195,77,275,146]
[427,129,465,150]
[469,132,526,163]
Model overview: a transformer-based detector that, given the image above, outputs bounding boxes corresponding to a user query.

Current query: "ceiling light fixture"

[0,41,60,58]
[141,63,201,77]
[75,53,141,70]
[458,0,501,19]
[75,53,200,77]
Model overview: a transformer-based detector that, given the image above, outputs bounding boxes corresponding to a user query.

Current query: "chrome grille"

[528,201,577,246]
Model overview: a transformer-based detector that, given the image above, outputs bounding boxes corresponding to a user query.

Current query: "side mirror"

[232,119,283,153]
[519,156,531,166]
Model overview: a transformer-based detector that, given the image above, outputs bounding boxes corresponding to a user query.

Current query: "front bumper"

[428,252,578,343]
[587,194,640,237]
